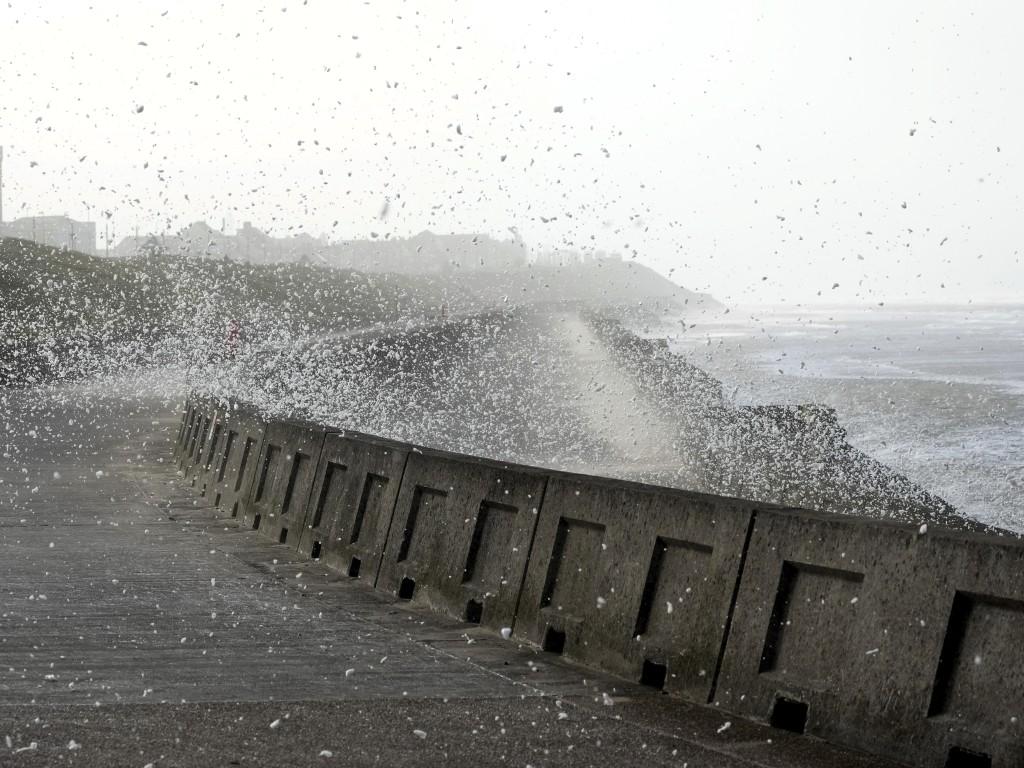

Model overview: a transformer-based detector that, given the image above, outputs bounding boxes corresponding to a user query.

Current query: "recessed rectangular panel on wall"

[187,407,213,478]
[185,411,212,481]
[710,508,1024,768]
[908,533,1024,768]
[174,398,196,461]
[293,432,409,582]
[463,501,520,588]
[395,485,447,563]
[178,397,217,473]
[927,592,1024,725]
[312,462,348,532]
[189,405,230,497]
[175,396,200,463]
[206,406,268,521]
[515,474,753,702]
[757,561,865,687]
[238,419,335,546]
[633,536,713,641]
[349,473,388,545]
[539,517,605,614]
[712,510,908,748]
[376,451,547,631]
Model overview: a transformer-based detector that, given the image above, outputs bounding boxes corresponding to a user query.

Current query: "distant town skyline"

[2,1,1022,304]
[108,220,537,274]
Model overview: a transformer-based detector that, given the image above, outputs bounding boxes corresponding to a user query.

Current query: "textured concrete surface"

[716,508,1024,767]
[0,376,903,766]
[515,473,754,703]
[375,450,548,632]
[237,419,336,546]
[293,431,410,585]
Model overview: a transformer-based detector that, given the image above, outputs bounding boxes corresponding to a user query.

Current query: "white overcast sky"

[1,0,1021,304]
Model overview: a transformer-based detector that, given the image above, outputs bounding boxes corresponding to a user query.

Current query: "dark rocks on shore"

[587,314,982,533]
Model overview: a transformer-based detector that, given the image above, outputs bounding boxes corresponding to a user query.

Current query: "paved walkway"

[0,376,899,767]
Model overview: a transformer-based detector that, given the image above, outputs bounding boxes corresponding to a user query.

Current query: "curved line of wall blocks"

[174,394,1023,768]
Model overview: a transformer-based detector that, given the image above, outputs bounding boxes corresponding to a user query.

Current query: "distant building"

[0,215,96,255]
[111,220,329,264]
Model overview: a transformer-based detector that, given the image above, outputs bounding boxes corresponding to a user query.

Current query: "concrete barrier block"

[179,397,218,476]
[713,509,1024,768]
[294,432,410,583]
[173,397,195,461]
[847,527,1024,768]
[376,452,548,630]
[205,406,268,520]
[712,510,907,742]
[191,404,235,499]
[515,474,754,700]
[894,529,1024,768]
[237,419,337,547]
[176,398,200,468]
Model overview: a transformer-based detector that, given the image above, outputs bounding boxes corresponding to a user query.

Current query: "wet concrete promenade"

[0,377,899,767]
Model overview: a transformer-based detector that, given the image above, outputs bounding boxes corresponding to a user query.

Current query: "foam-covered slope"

[198,306,984,531]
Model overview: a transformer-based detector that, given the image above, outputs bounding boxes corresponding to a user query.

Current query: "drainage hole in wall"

[640,659,667,690]
[946,747,992,768]
[543,627,566,655]
[465,599,483,624]
[770,696,808,735]
[398,577,416,600]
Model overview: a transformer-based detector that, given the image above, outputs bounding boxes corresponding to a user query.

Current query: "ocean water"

[653,304,1024,532]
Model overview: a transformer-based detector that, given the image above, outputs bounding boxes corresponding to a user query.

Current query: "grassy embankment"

[0,238,459,387]
[1,236,716,387]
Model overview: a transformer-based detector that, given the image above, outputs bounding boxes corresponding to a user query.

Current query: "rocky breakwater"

[587,315,988,532]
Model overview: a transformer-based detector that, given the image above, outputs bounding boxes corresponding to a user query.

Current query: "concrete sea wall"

[174,394,1023,768]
